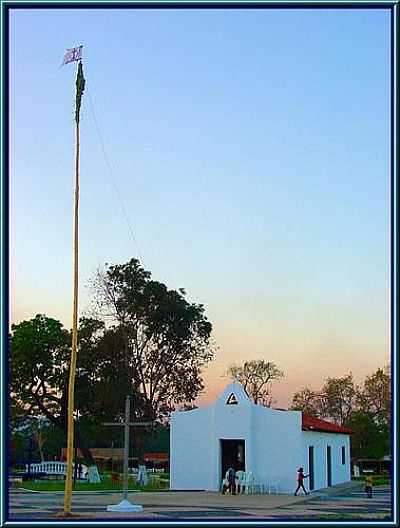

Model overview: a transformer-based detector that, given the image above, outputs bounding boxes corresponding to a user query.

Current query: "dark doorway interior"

[327,445,332,486]
[220,439,245,480]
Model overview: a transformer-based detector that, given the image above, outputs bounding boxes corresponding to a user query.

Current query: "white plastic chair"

[243,471,251,494]
[235,470,245,494]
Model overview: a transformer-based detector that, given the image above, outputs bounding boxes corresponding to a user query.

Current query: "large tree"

[88,258,215,463]
[290,374,357,425]
[345,411,389,460]
[91,258,215,425]
[290,388,324,418]
[10,314,104,463]
[10,314,70,426]
[357,366,391,427]
[321,374,358,426]
[289,367,391,459]
[226,360,284,406]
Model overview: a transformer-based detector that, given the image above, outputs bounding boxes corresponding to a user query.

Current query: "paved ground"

[8,482,392,522]
[264,485,392,521]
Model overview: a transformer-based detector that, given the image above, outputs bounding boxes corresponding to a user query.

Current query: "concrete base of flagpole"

[56,511,81,518]
[106,499,143,512]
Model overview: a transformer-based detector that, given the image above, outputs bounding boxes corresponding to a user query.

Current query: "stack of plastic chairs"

[244,471,251,494]
[236,471,273,494]
[252,472,262,494]
[244,471,258,494]
[267,478,279,494]
[221,470,229,493]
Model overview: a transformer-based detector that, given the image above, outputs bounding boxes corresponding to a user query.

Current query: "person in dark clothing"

[227,465,236,495]
[294,467,309,496]
[222,464,236,495]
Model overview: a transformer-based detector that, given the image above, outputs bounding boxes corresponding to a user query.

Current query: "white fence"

[129,468,165,474]
[26,461,88,477]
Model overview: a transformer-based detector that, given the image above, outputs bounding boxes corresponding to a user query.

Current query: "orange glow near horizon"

[10,287,389,409]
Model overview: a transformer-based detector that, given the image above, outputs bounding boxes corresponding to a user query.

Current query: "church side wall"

[170,408,213,490]
[253,407,302,494]
[301,431,351,491]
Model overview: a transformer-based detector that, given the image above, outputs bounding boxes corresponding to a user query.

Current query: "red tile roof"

[144,452,169,461]
[302,413,353,434]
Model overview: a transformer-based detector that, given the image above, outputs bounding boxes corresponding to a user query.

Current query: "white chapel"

[170,383,352,493]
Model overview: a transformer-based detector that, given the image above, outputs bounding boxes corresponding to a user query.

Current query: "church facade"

[170,383,352,493]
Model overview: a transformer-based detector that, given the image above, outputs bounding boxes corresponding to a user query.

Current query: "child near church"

[365,474,373,498]
[294,467,309,496]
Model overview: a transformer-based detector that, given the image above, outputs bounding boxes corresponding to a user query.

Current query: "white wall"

[301,431,351,491]
[253,405,302,493]
[170,406,213,490]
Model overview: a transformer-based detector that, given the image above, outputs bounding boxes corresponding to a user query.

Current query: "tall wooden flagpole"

[63,56,85,515]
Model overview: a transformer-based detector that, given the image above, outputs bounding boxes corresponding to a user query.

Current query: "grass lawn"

[19,474,169,492]
[352,475,390,486]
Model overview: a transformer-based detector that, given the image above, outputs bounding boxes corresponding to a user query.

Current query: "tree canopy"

[290,367,391,459]
[10,314,108,462]
[91,258,215,423]
[10,314,71,427]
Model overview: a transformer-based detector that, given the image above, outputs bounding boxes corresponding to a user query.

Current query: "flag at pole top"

[75,62,85,123]
[62,45,83,66]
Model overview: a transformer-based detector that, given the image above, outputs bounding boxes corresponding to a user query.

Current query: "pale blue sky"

[10,7,391,405]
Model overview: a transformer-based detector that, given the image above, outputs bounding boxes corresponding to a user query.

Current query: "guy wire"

[86,87,145,266]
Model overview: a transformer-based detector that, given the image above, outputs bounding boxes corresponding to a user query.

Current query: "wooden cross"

[103,395,153,500]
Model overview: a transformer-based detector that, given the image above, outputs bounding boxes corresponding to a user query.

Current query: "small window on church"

[341,446,346,465]
[226,393,238,405]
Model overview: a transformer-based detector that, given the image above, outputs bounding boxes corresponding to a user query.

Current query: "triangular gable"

[216,383,253,408]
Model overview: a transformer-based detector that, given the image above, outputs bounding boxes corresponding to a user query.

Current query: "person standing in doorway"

[294,467,309,496]
[227,464,236,495]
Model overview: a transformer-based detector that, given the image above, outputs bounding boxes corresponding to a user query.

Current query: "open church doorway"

[220,439,245,480]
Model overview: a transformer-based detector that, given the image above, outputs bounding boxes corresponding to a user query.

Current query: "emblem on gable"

[226,392,238,405]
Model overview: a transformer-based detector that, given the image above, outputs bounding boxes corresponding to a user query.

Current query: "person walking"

[365,474,373,498]
[294,467,309,496]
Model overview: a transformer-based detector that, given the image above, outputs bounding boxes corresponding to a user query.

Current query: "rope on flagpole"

[86,87,145,267]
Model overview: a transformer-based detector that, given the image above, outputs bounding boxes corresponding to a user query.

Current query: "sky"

[10,6,391,408]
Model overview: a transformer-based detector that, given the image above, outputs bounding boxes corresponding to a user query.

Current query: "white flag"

[62,45,83,66]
